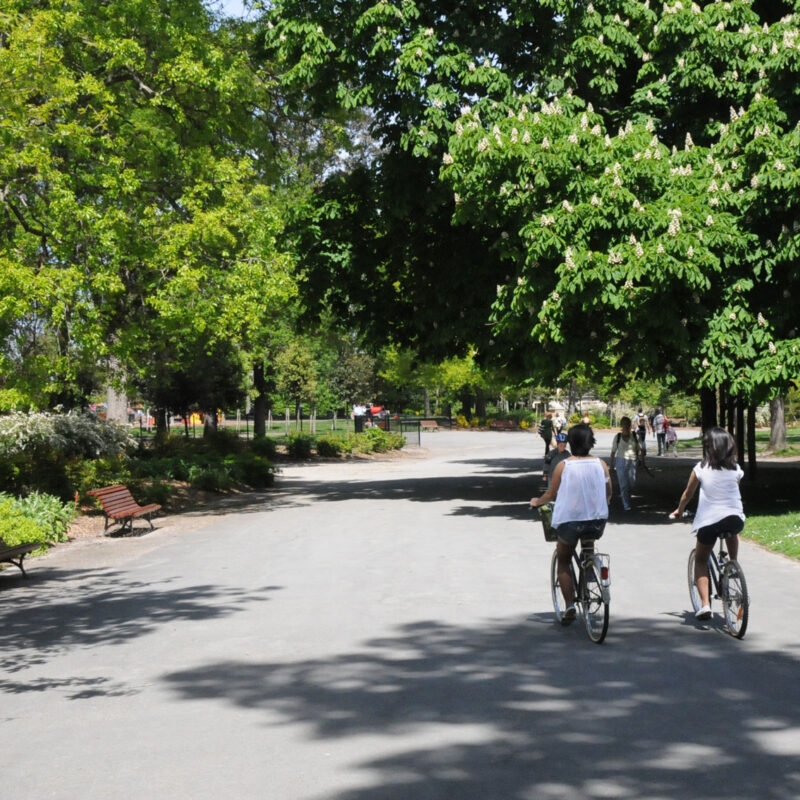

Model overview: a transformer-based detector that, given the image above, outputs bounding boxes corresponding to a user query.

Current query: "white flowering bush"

[0,410,135,459]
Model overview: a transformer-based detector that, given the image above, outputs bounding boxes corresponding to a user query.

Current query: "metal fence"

[133,411,452,446]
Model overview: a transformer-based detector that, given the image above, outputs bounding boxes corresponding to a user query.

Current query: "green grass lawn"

[754,425,800,456]
[744,511,800,560]
[677,425,800,456]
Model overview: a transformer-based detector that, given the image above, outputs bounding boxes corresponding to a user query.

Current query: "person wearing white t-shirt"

[531,424,612,626]
[669,427,745,620]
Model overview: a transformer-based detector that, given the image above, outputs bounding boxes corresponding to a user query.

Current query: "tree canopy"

[263,0,800,406]
[0,0,297,415]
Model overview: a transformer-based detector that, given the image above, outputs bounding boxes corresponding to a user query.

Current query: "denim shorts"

[696,515,744,546]
[555,519,607,547]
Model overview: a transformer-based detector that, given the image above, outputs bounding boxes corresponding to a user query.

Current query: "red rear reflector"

[601,567,609,581]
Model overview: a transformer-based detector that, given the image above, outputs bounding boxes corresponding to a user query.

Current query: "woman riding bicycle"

[531,424,612,625]
[669,427,745,620]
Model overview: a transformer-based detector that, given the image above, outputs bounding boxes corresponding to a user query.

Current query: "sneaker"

[562,605,577,626]
[695,605,711,620]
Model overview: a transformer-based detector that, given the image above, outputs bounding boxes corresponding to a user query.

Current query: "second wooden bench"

[87,485,162,534]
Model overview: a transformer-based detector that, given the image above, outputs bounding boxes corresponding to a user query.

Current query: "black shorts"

[556,519,606,547]
[696,515,744,546]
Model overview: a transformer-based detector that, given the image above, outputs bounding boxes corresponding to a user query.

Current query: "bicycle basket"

[539,504,557,542]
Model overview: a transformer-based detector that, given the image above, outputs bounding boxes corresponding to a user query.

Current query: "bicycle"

[537,505,611,644]
[687,538,749,639]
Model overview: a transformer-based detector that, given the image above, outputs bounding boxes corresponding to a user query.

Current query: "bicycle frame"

[577,545,611,606]
[699,541,729,602]
[551,540,611,643]
[688,537,748,638]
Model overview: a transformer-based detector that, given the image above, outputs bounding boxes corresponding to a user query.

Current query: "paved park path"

[2,430,799,800]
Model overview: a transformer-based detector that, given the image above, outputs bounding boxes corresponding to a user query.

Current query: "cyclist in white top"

[669,427,745,620]
[531,424,612,625]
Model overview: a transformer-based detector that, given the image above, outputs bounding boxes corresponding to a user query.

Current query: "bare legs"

[557,541,576,607]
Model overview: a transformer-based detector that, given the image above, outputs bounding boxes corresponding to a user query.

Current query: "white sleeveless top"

[551,457,609,527]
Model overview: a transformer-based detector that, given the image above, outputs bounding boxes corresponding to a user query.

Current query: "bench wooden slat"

[0,537,40,578]
[87,485,161,533]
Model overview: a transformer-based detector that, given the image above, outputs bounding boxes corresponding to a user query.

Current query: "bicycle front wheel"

[581,562,609,644]
[687,548,706,614]
[721,560,749,639]
[550,548,568,623]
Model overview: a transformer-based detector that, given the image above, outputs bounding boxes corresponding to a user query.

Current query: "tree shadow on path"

[162,613,800,799]
[0,567,280,678]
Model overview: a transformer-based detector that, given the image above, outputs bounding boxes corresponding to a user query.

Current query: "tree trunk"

[700,386,717,431]
[424,387,431,417]
[567,378,577,416]
[154,407,169,438]
[253,361,268,437]
[727,392,736,436]
[106,382,128,424]
[475,385,487,419]
[736,398,745,467]
[460,385,473,421]
[746,405,757,480]
[769,396,787,451]
[718,384,726,430]
[203,410,218,436]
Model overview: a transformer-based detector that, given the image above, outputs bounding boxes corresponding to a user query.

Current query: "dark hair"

[620,416,631,426]
[701,427,738,470]
[567,423,595,456]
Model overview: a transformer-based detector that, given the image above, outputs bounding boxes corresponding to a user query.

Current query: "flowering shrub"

[0,410,134,459]
[456,414,469,428]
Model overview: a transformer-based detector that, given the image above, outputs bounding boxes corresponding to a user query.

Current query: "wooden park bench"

[420,420,439,431]
[87,485,162,534]
[0,538,41,578]
[489,419,519,431]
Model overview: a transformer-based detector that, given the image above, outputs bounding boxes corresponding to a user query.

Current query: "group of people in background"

[539,406,680,513]
[633,407,678,457]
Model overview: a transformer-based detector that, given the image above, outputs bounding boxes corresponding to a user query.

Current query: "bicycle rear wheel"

[550,549,568,623]
[581,562,609,644]
[721,560,749,639]
[687,548,708,614]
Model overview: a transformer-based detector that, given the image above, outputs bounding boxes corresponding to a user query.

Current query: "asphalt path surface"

[2,430,799,799]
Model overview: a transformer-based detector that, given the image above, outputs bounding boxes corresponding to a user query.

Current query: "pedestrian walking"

[610,416,642,511]
[538,412,555,456]
[653,408,666,455]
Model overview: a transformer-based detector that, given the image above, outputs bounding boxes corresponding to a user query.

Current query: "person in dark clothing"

[538,413,555,456]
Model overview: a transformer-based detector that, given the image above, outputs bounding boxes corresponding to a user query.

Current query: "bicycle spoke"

[721,561,749,639]
[581,562,609,644]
